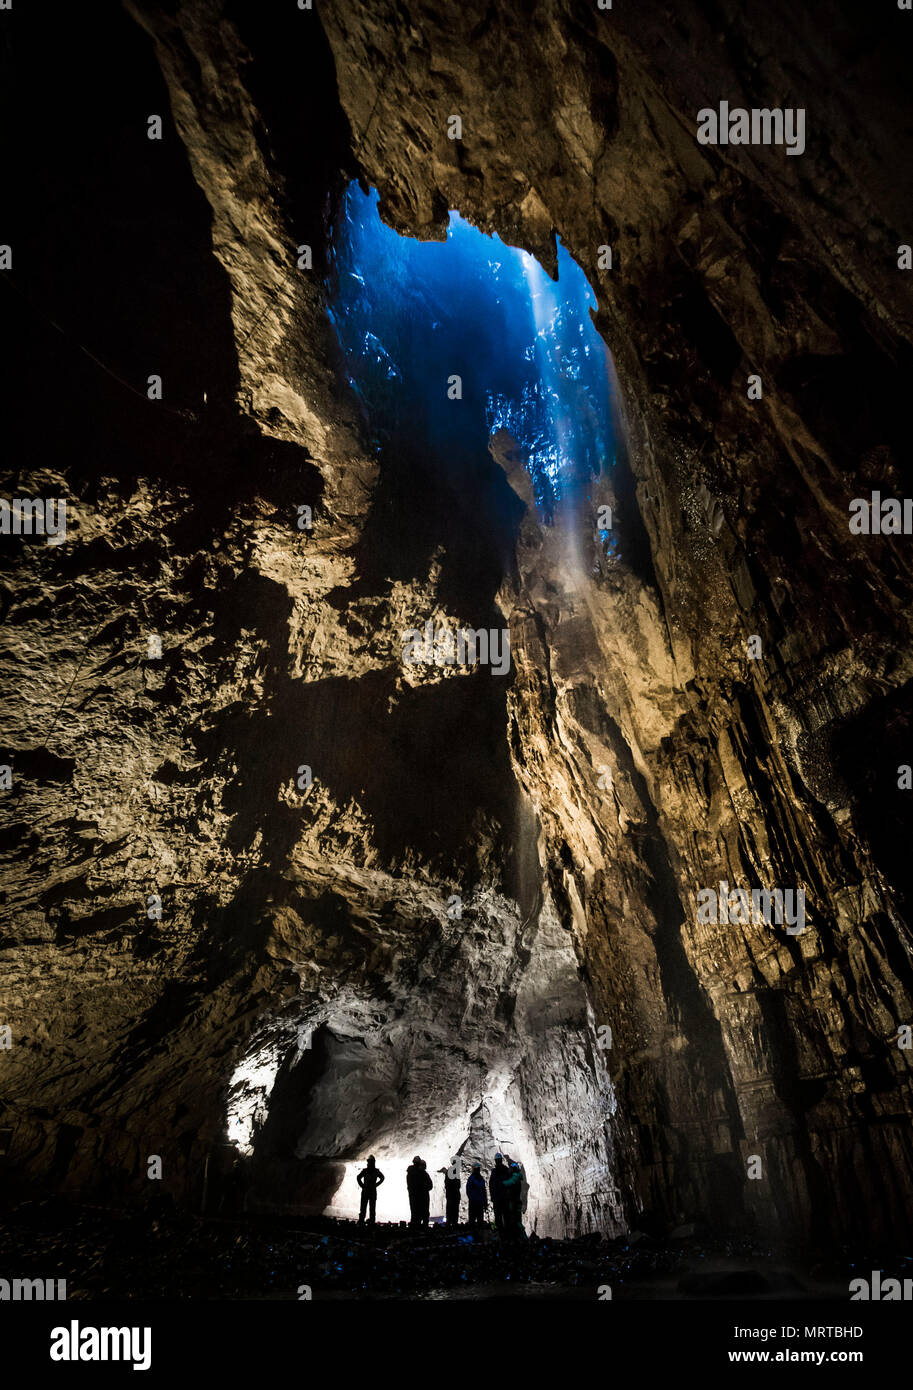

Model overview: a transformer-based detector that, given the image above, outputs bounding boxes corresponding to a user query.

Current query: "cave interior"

[2,0,913,1299]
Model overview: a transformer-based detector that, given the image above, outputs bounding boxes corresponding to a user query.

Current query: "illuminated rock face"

[224,890,620,1236]
[3,0,913,1246]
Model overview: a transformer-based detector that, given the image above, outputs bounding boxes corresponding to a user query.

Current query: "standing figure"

[356,1155,385,1227]
[489,1152,508,1232]
[502,1160,526,1240]
[443,1158,462,1228]
[406,1156,433,1230]
[466,1163,488,1231]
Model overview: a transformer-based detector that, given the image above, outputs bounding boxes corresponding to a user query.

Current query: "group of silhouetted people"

[356,1151,526,1236]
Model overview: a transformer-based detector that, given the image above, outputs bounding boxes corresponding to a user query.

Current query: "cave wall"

[3,0,913,1245]
[316,0,913,1243]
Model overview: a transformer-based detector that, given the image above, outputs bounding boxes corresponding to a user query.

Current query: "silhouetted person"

[516,1158,530,1222]
[357,1155,385,1226]
[502,1160,526,1240]
[489,1152,508,1232]
[503,1152,530,1218]
[466,1163,488,1230]
[442,1158,461,1228]
[407,1156,433,1229]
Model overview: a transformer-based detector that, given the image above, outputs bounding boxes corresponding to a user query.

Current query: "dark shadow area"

[254,1025,336,1163]
[2,0,238,494]
[226,0,356,275]
[206,665,519,879]
[0,1195,892,1299]
[833,679,913,924]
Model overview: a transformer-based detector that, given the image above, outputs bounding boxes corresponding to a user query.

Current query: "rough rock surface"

[2,0,913,1246]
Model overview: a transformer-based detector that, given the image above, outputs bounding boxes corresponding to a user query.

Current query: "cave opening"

[327,183,618,538]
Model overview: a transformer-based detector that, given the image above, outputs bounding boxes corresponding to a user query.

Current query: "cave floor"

[0,1200,879,1301]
